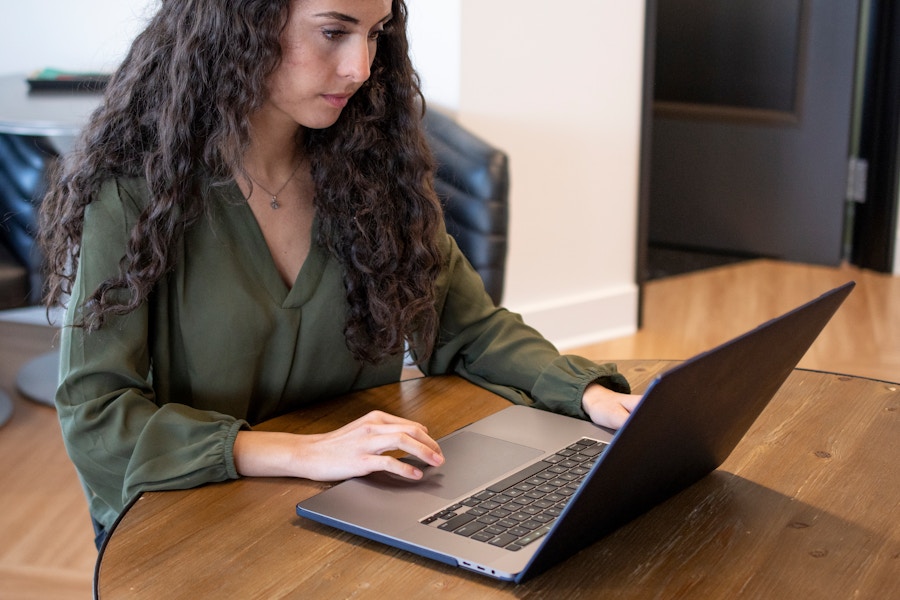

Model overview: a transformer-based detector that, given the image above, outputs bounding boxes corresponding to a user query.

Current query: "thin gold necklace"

[246,161,303,210]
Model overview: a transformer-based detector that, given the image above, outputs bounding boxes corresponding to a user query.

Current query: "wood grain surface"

[96,364,899,599]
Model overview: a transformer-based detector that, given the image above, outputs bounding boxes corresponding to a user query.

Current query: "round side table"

[15,350,59,407]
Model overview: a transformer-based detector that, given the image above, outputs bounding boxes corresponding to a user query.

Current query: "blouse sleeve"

[55,179,247,528]
[419,232,631,420]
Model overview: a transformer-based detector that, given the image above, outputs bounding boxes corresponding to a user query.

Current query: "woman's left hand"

[581,383,642,429]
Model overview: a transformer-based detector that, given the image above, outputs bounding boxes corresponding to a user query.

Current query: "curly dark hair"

[38,0,444,363]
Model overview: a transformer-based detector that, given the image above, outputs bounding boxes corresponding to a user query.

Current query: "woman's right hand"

[233,410,444,482]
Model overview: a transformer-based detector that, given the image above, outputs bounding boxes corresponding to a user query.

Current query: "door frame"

[851,0,900,273]
[635,0,657,325]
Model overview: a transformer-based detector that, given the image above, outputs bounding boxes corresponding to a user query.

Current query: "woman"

[39,0,639,548]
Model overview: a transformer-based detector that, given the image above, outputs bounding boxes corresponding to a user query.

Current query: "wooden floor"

[575,259,900,384]
[0,259,897,599]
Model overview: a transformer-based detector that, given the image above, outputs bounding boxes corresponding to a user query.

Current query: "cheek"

[267,57,308,98]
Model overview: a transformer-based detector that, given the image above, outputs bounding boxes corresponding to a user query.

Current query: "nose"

[339,38,373,83]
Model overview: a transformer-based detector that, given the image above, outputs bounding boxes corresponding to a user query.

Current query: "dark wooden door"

[647,0,860,266]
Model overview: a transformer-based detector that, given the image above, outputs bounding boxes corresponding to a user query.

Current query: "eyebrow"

[313,11,393,26]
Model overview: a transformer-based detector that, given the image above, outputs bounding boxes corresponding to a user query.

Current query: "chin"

[298,110,345,131]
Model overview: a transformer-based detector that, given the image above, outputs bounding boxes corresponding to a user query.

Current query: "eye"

[322,28,348,41]
[368,29,384,42]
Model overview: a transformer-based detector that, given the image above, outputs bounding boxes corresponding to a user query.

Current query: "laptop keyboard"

[420,437,608,551]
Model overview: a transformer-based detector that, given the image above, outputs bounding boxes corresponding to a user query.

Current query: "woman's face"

[262,0,393,130]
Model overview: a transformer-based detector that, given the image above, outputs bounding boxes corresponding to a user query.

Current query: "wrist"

[234,430,308,478]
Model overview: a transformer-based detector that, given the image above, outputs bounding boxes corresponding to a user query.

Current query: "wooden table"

[95,362,898,599]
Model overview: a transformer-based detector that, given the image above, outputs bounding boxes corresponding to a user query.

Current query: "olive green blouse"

[57,177,630,529]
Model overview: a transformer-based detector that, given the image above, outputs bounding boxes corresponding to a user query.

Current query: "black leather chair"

[0,133,54,308]
[424,110,509,305]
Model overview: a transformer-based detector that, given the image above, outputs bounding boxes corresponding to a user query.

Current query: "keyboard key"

[515,524,552,547]
[580,445,606,457]
[488,533,519,547]
[486,461,551,493]
[454,522,488,537]
[438,512,476,531]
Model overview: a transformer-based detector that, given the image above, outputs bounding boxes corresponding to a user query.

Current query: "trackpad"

[371,431,543,500]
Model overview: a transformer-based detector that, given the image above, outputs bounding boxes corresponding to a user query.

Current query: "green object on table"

[27,68,110,92]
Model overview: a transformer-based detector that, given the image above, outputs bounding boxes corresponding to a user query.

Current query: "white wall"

[453,1,644,347]
[406,1,461,111]
[1,0,646,347]
[0,1,155,76]
[410,2,645,348]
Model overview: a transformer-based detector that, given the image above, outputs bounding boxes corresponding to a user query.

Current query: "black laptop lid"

[520,282,855,581]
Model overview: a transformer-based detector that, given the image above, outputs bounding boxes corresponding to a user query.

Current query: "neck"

[244,111,307,180]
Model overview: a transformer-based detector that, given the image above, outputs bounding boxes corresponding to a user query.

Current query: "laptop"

[296,282,855,582]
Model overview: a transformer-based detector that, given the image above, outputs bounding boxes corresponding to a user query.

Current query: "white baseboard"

[511,284,639,351]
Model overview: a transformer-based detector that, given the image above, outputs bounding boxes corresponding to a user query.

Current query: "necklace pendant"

[270,196,279,210]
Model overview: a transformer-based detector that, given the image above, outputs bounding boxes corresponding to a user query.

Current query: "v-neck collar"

[220,181,327,309]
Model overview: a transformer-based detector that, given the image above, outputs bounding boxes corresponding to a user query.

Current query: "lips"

[322,93,352,109]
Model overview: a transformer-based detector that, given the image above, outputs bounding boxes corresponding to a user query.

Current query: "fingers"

[322,410,444,480]
[621,394,642,412]
[601,405,632,430]
[582,385,643,430]
[348,411,443,463]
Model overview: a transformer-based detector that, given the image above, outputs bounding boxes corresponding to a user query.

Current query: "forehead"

[291,0,394,21]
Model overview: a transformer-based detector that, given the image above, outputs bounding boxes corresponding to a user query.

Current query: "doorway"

[638,0,898,283]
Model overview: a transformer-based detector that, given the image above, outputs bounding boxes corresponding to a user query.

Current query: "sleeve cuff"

[224,419,251,480]
[531,355,631,420]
